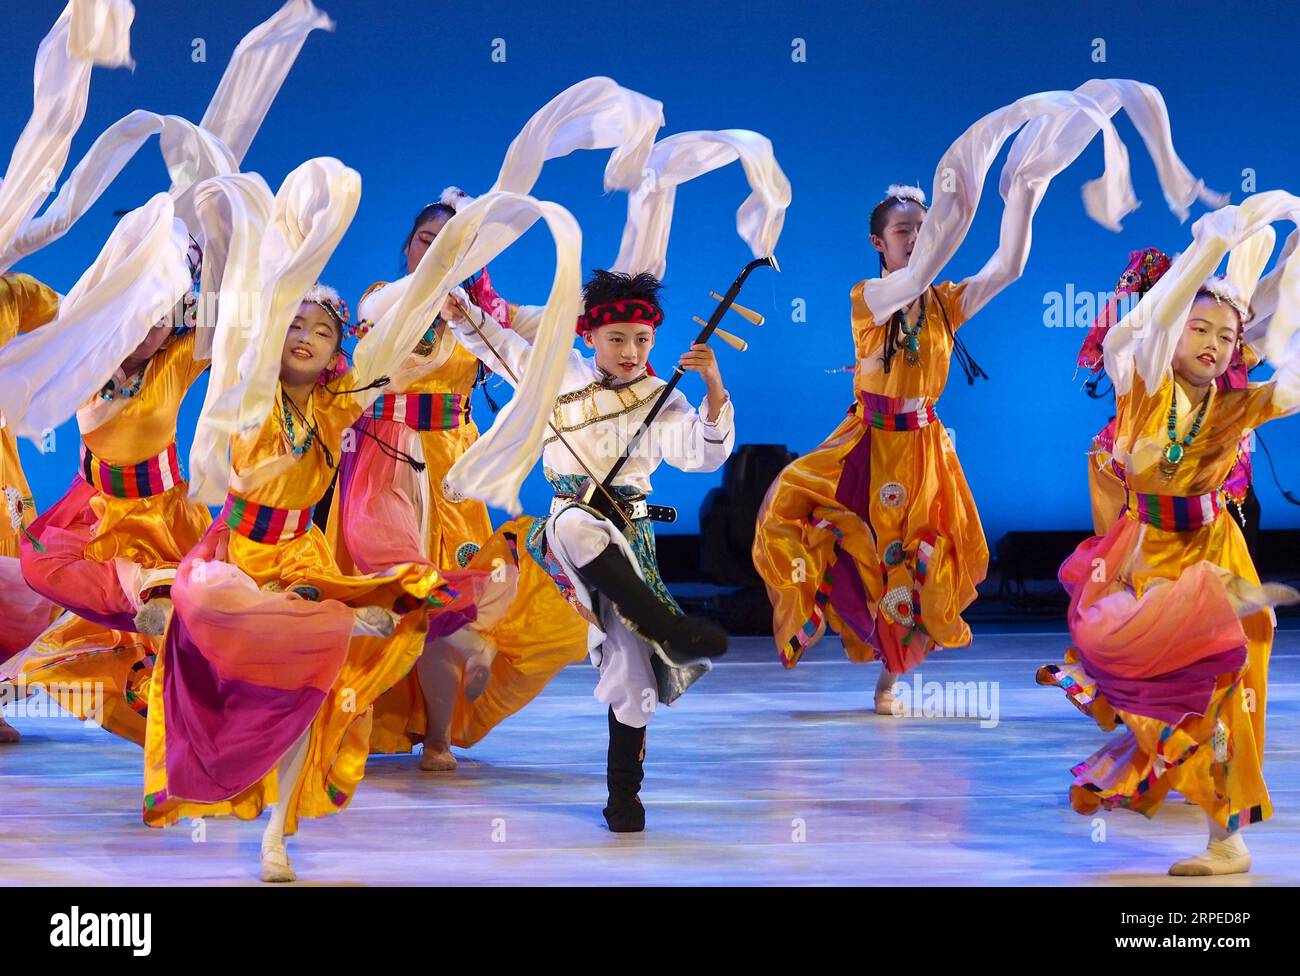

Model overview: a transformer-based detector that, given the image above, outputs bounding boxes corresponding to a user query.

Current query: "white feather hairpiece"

[303,282,342,306]
[439,186,475,210]
[884,183,927,207]
[1197,275,1251,323]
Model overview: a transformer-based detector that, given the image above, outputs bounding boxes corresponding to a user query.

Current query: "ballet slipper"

[0,714,21,744]
[1169,833,1251,877]
[352,605,398,638]
[419,741,458,772]
[259,840,297,883]
[133,597,173,636]
[874,668,899,716]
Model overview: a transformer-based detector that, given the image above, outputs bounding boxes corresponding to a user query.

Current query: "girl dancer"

[326,188,516,772]
[1077,247,1256,535]
[753,81,1222,714]
[754,183,989,714]
[1039,194,1300,876]
[0,226,208,746]
[144,281,483,882]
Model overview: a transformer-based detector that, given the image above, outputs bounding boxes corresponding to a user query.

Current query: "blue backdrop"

[4,0,1299,541]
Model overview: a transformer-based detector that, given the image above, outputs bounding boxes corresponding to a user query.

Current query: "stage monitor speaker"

[699,443,798,587]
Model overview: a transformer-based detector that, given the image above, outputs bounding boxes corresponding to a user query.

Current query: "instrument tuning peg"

[708,292,764,326]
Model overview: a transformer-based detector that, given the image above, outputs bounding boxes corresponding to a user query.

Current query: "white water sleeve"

[1104,191,1300,396]
[187,159,360,505]
[0,0,330,272]
[491,77,662,196]
[0,193,191,441]
[0,0,134,273]
[864,81,1221,321]
[614,129,790,278]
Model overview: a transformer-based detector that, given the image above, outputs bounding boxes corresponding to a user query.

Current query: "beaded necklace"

[1159,383,1210,480]
[894,294,927,367]
[280,389,315,457]
[99,367,146,402]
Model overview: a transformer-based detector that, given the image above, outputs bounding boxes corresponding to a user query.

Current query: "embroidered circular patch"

[883,540,906,566]
[879,481,907,508]
[456,542,481,568]
[441,477,465,503]
[880,585,915,626]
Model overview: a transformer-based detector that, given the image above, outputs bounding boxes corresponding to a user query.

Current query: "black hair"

[399,201,457,274]
[869,188,927,274]
[581,269,664,312]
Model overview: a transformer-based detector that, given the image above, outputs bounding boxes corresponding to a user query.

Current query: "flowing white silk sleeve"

[1104,192,1300,396]
[0,0,134,273]
[1268,332,1300,417]
[2,113,237,273]
[1244,228,1299,351]
[613,129,790,278]
[395,193,583,516]
[0,193,191,441]
[198,0,334,165]
[186,159,360,505]
[864,81,1222,321]
[491,77,662,196]
[0,0,330,275]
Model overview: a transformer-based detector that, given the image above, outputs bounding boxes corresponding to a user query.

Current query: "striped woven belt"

[857,403,938,431]
[369,392,470,430]
[1127,488,1223,531]
[81,443,182,499]
[221,494,314,544]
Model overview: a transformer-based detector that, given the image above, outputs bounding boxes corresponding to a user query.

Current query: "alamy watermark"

[0,679,106,727]
[888,672,1000,728]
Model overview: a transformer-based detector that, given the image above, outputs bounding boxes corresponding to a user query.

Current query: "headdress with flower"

[1077,246,1171,377]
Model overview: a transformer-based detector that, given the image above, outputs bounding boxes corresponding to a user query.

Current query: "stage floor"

[2,630,1298,886]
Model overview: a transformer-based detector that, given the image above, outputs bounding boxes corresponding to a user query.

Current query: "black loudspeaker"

[995,530,1094,596]
[698,443,799,587]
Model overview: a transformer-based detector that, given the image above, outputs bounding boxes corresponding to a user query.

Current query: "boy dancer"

[444,269,731,831]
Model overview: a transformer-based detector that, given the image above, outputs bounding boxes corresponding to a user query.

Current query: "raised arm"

[655,386,735,474]
[866,81,1220,323]
[1105,193,1300,397]
[442,294,537,388]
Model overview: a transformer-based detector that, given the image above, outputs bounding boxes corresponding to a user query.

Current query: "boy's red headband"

[575,299,663,335]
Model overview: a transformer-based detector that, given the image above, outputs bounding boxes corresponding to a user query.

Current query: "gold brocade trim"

[545,379,660,444]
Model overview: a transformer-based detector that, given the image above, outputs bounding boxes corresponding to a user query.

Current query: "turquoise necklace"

[99,368,146,402]
[1160,385,1210,479]
[280,390,315,457]
[414,316,442,357]
[894,294,927,367]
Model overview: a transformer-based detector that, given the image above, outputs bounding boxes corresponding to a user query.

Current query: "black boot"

[603,707,646,832]
[575,546,728,665]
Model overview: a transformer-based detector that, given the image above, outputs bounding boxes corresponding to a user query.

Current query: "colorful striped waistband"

[369,392,470,430]
[855,402,939,431]
[221,494,314,544]
[1127,488,1224,531]
[81,443,183,499]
